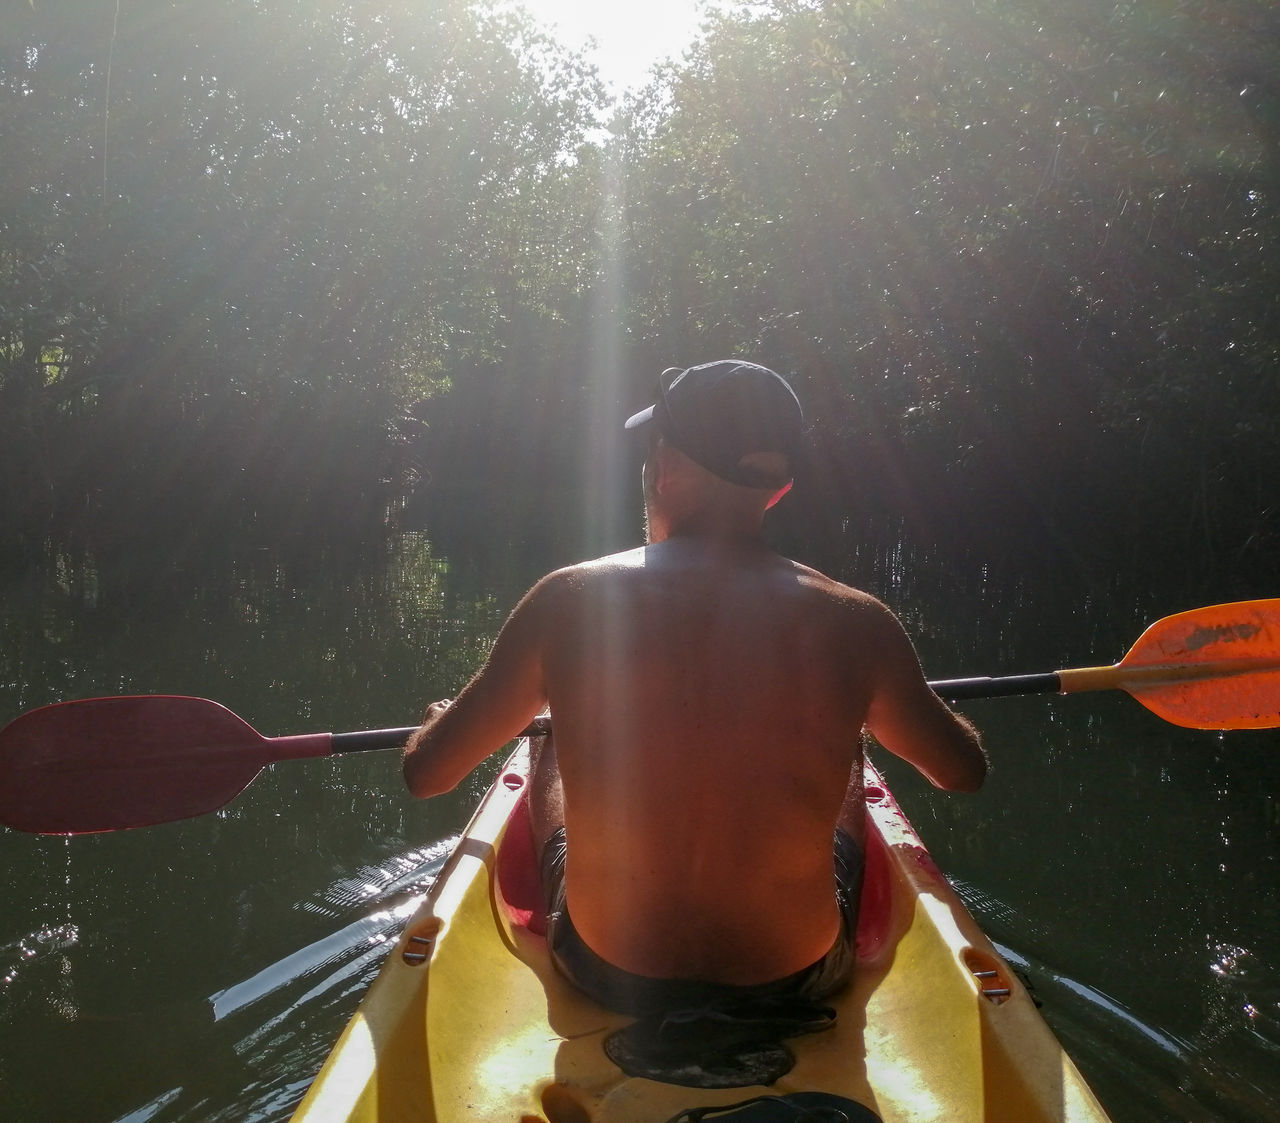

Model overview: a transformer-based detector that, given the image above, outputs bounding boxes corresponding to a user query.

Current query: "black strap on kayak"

[604,996,836,1089]
[663,1091,883,1123]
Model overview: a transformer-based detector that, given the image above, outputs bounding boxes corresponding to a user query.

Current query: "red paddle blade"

[0,696,276,834]
[1120,599,1280,729]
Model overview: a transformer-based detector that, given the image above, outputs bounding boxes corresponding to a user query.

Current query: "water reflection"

[1,522,1277,1121]
[210,837,455,1026]
[1,530,513,1121]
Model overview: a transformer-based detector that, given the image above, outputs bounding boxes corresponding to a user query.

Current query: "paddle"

[0,696,550,836]
[1,600,1276,835]
[930,597,1280,729]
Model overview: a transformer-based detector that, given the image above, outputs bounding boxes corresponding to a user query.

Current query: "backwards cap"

[623,361,803,490]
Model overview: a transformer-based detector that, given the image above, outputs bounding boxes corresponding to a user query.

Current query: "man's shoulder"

[778,563,913,647]
[780,558,890,610]
[540,547,647,583]
[531,547,895,626]
[525,548,646,601]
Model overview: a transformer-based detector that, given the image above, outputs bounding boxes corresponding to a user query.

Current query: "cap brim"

[624,404,656,430]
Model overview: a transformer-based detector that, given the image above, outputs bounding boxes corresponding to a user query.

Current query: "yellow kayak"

[292,739,1109,1121]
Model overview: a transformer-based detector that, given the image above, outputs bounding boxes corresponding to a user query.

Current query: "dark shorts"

[539,827,863,1017]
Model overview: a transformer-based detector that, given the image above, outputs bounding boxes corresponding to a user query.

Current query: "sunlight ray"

[508,0,708,93]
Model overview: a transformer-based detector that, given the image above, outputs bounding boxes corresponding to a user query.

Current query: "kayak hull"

[292,741,1109,1121]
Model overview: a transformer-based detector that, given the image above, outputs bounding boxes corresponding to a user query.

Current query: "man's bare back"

[531,537,890,981]
[403,361,984,1001]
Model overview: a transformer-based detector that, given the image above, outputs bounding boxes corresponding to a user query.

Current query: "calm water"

[1,518,1277,1121]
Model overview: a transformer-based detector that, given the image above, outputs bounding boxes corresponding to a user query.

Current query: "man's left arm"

[402,579,550,798]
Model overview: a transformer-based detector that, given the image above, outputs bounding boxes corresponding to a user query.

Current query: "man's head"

[624,361,804,492]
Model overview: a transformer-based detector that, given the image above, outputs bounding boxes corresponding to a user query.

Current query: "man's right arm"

[402,576,551,799]
[860,601,987,792]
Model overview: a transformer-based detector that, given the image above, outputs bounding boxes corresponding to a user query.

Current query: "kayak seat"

[490,775,897,1095]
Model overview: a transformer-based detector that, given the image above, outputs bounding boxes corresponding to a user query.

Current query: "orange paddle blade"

[1115,599,1280,729]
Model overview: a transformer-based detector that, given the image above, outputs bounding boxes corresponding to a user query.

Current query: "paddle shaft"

[324,676,1071,753]
[332,654,1278,751]
[934,654,1280,703]
[329,714,554,755]
[928,674,1060,700]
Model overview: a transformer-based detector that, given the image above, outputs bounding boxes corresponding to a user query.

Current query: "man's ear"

[652,437,678,494]
[765,480,793,509]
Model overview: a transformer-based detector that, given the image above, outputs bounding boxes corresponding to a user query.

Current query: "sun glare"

[498,1,709,541]
[513,0,707,93]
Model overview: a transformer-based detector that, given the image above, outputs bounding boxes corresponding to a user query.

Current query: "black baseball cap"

[624,360,803,490]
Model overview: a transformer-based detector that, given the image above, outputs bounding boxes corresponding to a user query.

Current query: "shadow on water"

[1,509,1277,1121]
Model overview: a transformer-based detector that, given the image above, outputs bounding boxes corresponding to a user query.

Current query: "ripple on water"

[95,836,457,1123]
[0,923,80,990]
[954,877,1279,1122]
[301,837,457,919]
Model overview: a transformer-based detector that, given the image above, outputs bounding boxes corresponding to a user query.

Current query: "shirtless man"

[403,360,985,1015]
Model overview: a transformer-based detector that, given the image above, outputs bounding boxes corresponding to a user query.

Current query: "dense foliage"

[1,0,603,534]
[3,0,1277,571]
[613,0,1280,569]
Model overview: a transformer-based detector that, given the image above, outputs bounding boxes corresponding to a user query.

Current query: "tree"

[610,0,1280,565]
[0,0,605,536]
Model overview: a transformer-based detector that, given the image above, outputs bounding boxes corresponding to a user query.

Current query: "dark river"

[1,510,1277,1121]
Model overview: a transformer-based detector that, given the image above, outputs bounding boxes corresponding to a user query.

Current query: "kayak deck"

[292,741,1109,1121]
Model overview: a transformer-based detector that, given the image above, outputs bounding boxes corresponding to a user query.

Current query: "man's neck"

[649,509,769,547]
